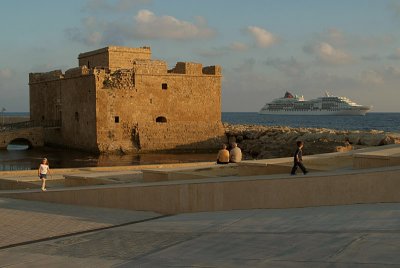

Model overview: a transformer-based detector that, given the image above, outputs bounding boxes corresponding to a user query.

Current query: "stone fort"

[29,46,224,153]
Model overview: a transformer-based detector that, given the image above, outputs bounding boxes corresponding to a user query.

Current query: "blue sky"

[1,0,400,112]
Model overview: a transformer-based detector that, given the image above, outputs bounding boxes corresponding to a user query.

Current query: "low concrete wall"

[2,167,400,214]
[143,170,208,182]
[354,154,400,169]
[0,179,38,190]
[238,164,294,176]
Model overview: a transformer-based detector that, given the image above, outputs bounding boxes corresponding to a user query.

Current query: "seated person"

[229,142,242,163]
[217,144,229,164]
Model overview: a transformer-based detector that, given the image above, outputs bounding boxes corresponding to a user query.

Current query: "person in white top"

[229,142,242,163]
[38,158,50,191]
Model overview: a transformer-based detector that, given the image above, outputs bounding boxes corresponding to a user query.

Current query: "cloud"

[246,26,277,48]
[66,10,216,45]
[382,65,400,77]
[361,65,400,85]
[133,10,215,40]
[389,1,400,17]
[232,58,256,72]
[196,47,227,58]
[317,42,352,63]
[387,48,400,60]
[361,70,384,85]
[326,28,345,45]
[265,57,307,77]
[303,42,353,64]
[229,42,248,52]
[82,0,150,13]
[315,28,346,46]
[361,54,381,61]
[0,68,13,79]
[65,27,103,46]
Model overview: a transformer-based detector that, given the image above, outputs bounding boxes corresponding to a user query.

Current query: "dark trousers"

[291,161,307,175]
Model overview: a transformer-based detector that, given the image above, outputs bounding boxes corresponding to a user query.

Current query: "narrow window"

[162,83,168,90]
[156,116,167,123]
[74,112,79,122]
[114,116,120,123]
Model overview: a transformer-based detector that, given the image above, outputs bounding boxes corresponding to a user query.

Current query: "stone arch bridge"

[0,121,49,149]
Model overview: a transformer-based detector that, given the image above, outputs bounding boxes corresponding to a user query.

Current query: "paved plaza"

[1,198,400,267]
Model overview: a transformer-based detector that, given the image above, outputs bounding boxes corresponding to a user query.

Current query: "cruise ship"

[259,91,371,116]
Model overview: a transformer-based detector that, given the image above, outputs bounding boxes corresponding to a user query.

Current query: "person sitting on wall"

[229,142,242,163]
[217,144,230,164]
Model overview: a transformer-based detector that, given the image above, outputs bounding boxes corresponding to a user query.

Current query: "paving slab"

[0,197,161,249]
[1,203,400,267]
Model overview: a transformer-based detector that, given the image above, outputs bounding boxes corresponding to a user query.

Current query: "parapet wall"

[3,166,400,214]
[29,70,64,84]
[64,66,90,78]
[133,60,168,75]
[202,65,222,75]
[168,62,221,75]
[78,46,152,70]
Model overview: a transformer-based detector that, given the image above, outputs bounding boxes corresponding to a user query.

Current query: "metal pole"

[1,107,5,126]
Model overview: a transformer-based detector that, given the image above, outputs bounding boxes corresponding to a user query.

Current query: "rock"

[224,123,397,160]
[359,133,388,146]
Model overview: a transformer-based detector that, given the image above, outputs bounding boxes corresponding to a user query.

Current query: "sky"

[1,0,400,112]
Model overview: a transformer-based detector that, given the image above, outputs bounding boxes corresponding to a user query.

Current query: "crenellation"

[202,65,222,75]
[133,60,168,75]
[168,62,203,75]
[64,66,90,79]
[29,70,63,84]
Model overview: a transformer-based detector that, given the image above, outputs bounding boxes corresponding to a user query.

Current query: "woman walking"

[38,158,50,191]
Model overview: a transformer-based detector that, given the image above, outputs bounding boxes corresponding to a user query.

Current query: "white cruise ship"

[259,91,371,116]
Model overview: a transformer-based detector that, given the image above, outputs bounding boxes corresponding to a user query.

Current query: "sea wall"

[224,123,400,159]
[0,116,30,125]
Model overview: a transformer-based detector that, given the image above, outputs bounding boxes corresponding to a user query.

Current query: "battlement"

[64,66,90,78]
[78,46,152,70]
[132,60,168,75]
[168,62,221,76]
[29,70,64,84]
[202,65,222,75]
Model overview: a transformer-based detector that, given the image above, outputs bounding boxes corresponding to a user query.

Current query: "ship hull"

[259,109,369,116]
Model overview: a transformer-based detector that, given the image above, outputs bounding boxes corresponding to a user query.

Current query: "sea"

[1,112,399,171]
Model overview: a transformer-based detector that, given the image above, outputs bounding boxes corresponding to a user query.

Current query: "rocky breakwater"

[224,123,400,159]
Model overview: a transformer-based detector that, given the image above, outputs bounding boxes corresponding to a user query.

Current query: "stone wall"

[78,46,152,70]
[95,60,224,153]
[29,71,62,123]
[0,127,44,149]
[138,122,224,152]
[59,72,98,151]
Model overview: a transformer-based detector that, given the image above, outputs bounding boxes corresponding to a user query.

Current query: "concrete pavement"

[1,198,400,267]
[0,198,161,249]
